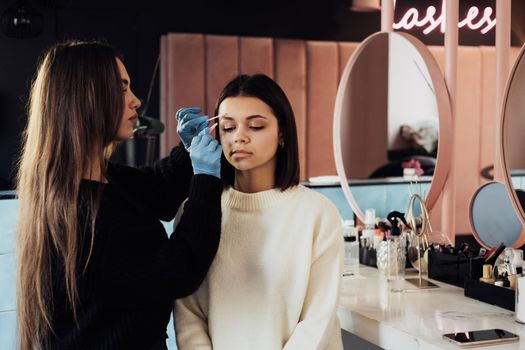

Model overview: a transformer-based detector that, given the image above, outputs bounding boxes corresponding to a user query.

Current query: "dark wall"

[0,0,373,189]
[0,0,516,189]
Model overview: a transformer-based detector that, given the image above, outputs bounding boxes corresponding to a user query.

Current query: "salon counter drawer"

[338,266,520,349]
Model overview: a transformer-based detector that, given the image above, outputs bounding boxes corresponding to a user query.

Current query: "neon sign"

[393,1,496,35]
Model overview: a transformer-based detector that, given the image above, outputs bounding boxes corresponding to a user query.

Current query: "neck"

[234,170,274,193]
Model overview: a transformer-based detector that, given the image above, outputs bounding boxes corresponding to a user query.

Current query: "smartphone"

[442,329,519,347]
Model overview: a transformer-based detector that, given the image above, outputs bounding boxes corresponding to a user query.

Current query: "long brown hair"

[16,40,123,350]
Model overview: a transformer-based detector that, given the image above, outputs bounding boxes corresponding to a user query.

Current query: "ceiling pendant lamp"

[1,0,44,38]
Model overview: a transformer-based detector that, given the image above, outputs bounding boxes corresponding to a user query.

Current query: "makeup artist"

[16,40,222,350]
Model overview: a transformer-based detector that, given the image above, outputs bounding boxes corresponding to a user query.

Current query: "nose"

[233,126,249,144]
[130,91,141,110]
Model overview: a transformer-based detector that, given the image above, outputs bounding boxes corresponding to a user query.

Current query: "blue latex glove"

[176,107,209,151]
[189,127,222,179]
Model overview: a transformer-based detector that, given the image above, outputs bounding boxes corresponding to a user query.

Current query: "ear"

[278,131,284,144]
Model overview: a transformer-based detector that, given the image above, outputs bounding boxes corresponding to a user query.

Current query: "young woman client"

[175,74,344,349]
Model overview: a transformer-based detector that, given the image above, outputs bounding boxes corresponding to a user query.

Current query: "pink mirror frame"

[500,43,525,248]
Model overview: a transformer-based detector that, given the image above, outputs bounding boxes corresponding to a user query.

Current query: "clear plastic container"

[377,234,406,281]
[343,220,359,275]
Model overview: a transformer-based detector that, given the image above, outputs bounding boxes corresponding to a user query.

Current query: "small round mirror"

[469,182,523,248]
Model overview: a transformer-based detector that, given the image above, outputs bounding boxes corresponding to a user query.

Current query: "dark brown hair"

[214,74,300,190]
[16,40,123,350]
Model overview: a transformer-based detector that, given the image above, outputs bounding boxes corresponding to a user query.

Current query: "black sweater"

[47,145,222,350]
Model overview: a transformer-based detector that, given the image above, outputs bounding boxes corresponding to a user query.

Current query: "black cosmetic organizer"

[427,250,515,311]
[427,250,484,287]
[464,279,515,311]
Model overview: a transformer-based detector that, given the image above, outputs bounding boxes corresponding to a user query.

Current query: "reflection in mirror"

[469,182,522,248]
[340,33,439,182]
[502,44,525,247]
[334,32,451,221]
[505,47,525,197]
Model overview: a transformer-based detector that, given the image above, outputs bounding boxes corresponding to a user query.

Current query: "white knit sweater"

[174,185,344,350]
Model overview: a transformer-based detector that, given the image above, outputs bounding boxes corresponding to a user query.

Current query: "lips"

[231,150,252,158]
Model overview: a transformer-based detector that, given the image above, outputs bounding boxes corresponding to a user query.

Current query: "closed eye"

[221,125,265,132]
[122,79,130,92]
[221,127,235,132]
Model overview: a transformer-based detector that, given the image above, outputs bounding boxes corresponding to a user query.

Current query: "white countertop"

[337,266,525,349]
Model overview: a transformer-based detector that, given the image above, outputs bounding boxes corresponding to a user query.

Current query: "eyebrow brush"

[207,115,221,122]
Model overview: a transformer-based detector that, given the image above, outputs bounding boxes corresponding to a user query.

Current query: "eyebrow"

[221,115,267,121]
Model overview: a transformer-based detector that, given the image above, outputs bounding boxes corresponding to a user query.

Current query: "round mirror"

[469,182,523,248]
[333,32,452,222]
[501,43,525,247]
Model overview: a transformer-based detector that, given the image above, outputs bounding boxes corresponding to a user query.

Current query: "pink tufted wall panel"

[160,33,361,180]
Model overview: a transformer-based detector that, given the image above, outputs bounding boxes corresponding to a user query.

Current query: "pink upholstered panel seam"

[274,39,307,180]
[306,41,339,178]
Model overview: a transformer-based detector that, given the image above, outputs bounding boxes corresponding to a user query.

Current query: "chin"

[228,160,255,172]
[230,163,250,171]
[234,165,254,172]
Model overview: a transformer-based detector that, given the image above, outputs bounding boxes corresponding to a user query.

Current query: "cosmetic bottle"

[343,220,359,275]
[403,167,416,181]
[509,274,517,289]
[377,211,407,282]
[516,275,525,323]
[361,208,376,248]
[512,249,523,276]
[479,264,495,284]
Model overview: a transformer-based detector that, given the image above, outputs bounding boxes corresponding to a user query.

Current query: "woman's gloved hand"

[189,127,222,179]
[176,107,209,151]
